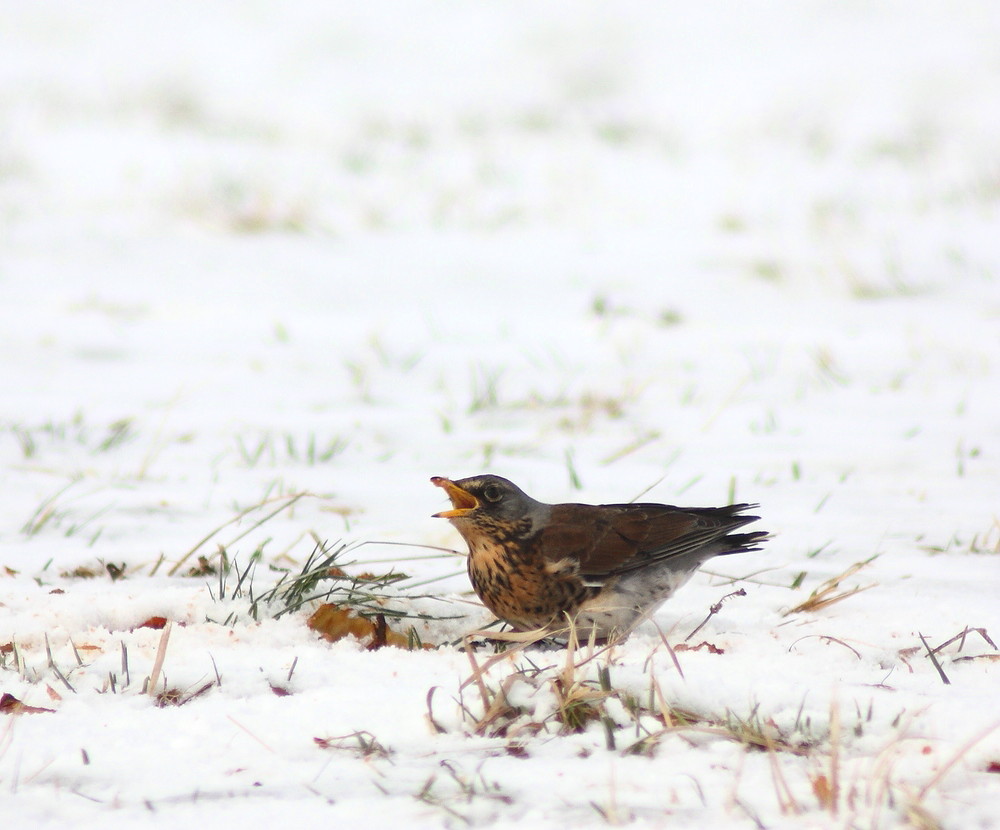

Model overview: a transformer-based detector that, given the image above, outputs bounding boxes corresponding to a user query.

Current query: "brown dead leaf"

[270,684,291,697]
[1,693,55,715]
[812,774,833,809]
[136,616,168,630]
[0,642,13,655]
[308,604,377,642]
[61,565,101,579]
[186,555,217,577]
[673,641,725,655]
[49,588,65,595]
[307,604,409,649]
[46,685,63,702]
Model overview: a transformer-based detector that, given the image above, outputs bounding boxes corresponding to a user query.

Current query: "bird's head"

[431,474,546,531]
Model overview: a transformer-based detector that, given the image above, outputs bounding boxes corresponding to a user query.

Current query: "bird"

[432,474,766,641]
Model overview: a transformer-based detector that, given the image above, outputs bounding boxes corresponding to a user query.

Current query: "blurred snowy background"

[2,3,999,827]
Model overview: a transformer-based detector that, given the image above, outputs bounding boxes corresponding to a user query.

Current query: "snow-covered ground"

[3,3,1000,827]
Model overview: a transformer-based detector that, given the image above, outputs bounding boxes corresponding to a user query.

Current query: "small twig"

[788,635,862,661]
[952,653,1000,663]
[175,682,214,706]
[918,632,950,685]
[426,687,446,734]
[929,626,997,655]
[685,589,746,641]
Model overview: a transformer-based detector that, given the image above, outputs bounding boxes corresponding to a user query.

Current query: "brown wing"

[538,502,762,578]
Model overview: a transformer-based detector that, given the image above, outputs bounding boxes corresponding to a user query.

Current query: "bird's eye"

[482,484,503,503]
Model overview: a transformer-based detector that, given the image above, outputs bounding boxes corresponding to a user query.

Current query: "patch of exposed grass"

[783,556,878,616]
[451,632,825,761]
[234,431,349,467]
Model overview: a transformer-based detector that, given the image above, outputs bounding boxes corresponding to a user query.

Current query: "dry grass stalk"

[769,747,800,814]
[550,625,610,736]
[425,687,446,734]
[903,801,943,830]
[465,624,558,644]
[168,491,311,576]
[651,623,686,680]
[783,556,878,616]
[915,718,1000,802]
[828,695,841,816]
[476,674,530,736]
[789,634,862,660]
[146,622,172,696]
[929,626,997,655]
[462,638,495,718]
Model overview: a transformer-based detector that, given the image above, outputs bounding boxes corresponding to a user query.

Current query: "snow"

[2,2,1000,827]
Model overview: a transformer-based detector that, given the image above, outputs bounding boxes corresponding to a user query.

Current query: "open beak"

[431,476,479,518]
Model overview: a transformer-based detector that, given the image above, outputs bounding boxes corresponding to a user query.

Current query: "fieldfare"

[432,474,766,640]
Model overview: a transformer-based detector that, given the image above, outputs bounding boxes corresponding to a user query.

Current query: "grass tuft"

[784,556,878,616]
[248,538,408,621]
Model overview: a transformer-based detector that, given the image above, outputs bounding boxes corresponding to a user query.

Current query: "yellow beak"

[430,476,479,518]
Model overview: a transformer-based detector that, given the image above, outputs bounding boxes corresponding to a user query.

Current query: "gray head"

[431,474,547,527]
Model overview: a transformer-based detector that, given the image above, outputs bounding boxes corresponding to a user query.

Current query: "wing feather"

[538,502,762,578]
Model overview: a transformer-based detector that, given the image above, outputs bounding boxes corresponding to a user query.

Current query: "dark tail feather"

[717,530,769,556]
